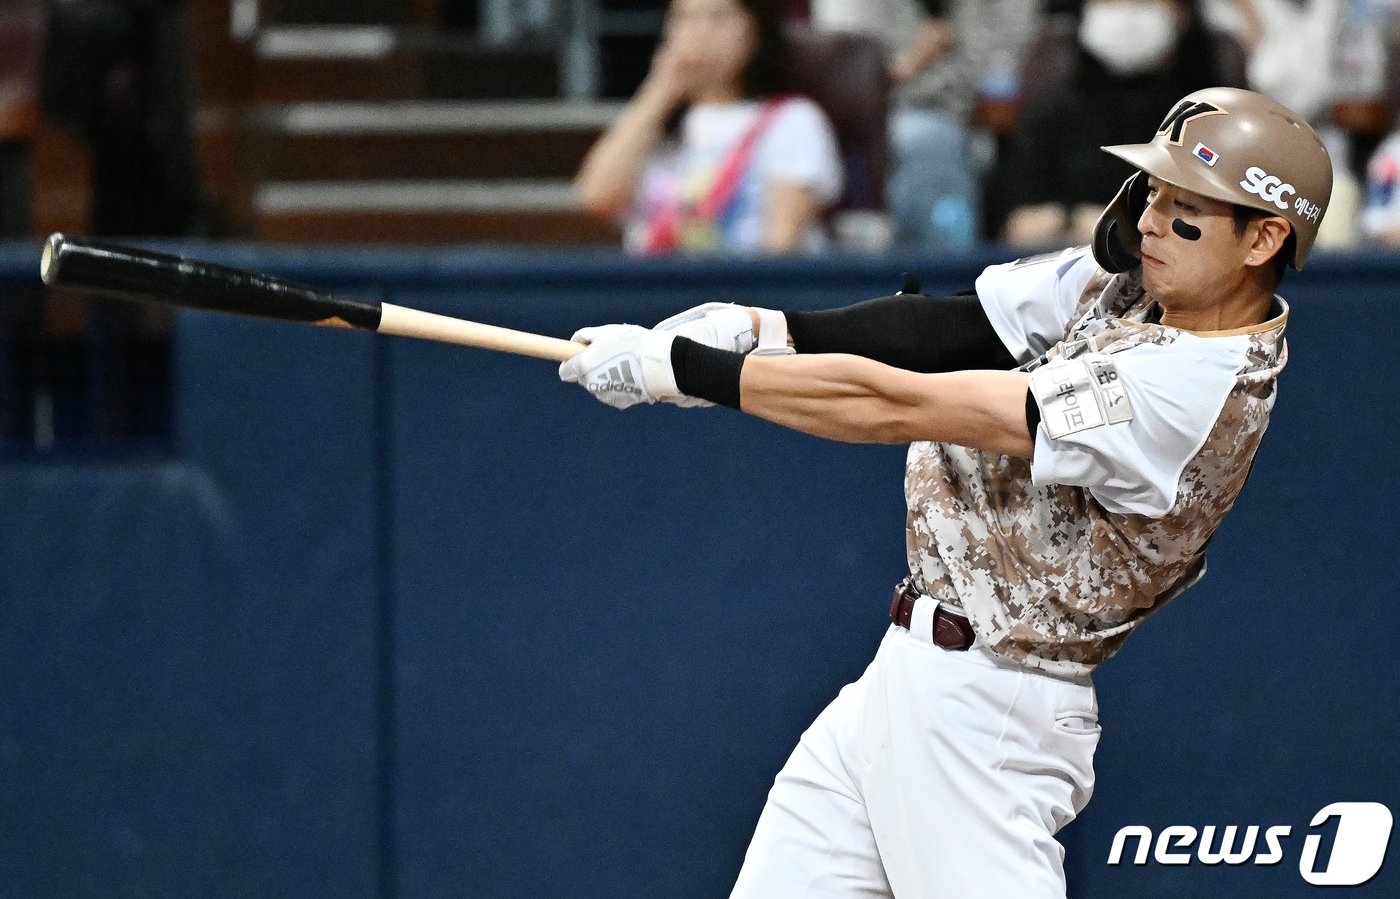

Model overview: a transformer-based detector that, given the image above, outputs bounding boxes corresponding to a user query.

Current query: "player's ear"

[1245,217,1291,269]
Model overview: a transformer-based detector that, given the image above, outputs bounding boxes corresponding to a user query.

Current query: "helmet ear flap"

[1092,172,1149,273]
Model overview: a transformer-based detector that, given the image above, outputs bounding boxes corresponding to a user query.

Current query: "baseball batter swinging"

[560,87,1332,897]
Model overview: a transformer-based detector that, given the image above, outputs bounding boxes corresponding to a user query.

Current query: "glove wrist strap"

[752,307,793,356]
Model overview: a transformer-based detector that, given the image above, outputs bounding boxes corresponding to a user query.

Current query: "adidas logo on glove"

[587,360,644,397]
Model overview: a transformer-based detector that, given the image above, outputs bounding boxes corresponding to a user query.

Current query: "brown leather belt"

[890,581,975,651]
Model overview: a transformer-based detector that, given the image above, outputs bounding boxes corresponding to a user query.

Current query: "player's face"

[1136,177,1254,307]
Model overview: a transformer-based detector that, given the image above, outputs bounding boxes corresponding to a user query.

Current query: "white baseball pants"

[731,596,1100,898]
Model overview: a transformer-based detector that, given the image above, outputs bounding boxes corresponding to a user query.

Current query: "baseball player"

[559,86,1332,897]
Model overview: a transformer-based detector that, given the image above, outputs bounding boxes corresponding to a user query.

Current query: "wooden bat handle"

[378,303,583,361]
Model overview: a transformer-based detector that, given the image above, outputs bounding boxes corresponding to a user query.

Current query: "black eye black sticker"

[1172,219,1202,241]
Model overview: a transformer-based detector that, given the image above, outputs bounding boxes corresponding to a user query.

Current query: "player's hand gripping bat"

[39,233,584,362]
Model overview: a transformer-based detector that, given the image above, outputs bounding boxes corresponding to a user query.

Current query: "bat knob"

[40,233,65,286]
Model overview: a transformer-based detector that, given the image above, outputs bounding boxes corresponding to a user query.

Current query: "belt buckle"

[931,604,974,651]
[890,579,916,627]
[894,578,974,651]
[889,580,907,619]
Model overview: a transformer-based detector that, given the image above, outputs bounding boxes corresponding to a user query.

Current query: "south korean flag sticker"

[1192,143,1220,167]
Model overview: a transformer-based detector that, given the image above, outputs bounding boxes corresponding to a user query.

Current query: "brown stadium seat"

[784,24,892,211]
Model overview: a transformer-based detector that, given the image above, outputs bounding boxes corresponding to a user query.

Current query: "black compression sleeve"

[783,291,1017,373]
[671,336,744,409]
[1025,388,1041,440]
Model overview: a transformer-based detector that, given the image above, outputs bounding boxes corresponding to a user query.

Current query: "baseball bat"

[38,233,583,362]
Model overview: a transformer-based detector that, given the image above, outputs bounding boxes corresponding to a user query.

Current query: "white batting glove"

[653,302,794,356]
[654,302,756,353]
[559,324,690,410]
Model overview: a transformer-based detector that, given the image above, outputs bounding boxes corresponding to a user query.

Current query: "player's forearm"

[738,353,916,443]
[738,353,1035,456]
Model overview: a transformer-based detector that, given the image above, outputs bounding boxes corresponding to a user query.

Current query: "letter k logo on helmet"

[1094,87,1334,272]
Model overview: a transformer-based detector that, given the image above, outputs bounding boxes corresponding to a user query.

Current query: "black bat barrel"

[40,233,384,331]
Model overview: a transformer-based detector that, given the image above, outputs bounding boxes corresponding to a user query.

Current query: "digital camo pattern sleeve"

[904,268,1289,676]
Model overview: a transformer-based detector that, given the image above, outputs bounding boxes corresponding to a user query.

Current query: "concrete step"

[251,27,561,102]
[252,129,603,181]
[258,0,438,27]
[256,209,618,244]
[245,100,619,181]
[253,179,619,243]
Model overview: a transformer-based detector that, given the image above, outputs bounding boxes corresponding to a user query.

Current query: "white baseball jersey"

[904,246,1288,676]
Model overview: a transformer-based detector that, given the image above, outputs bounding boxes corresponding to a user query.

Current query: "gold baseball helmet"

[1092,86,1333,272]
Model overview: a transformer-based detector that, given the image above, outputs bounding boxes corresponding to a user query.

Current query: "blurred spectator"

[41,0,204,237]
[4,0,201,450]
[1232,1,1346,121]
[1000,0,1244,248]
[1206,0,1399,121]
[810,0,1040,250]
[1361,126,1400,241]
[575,0,844,256]
[0,1,43,238]
[1,1,43,449]
[1215,0,1400,248]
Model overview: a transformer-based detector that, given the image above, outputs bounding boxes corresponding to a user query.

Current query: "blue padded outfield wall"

[2,245,1397,898]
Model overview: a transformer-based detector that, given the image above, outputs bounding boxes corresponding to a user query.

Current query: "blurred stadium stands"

[189,0,660,244]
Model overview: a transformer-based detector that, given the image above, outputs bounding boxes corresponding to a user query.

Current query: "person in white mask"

[1079,0,1188,75]
[999,0,1245,248]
